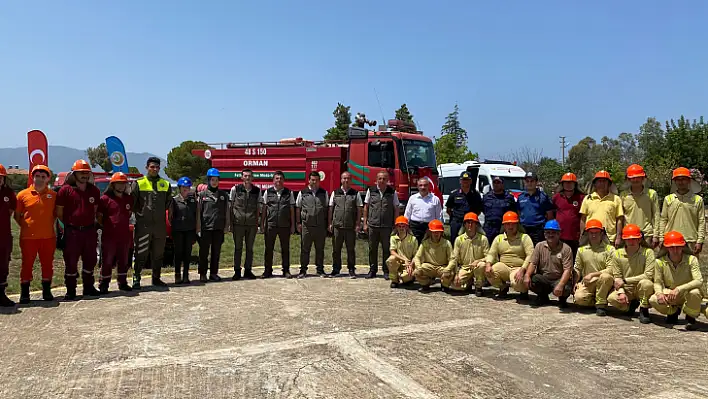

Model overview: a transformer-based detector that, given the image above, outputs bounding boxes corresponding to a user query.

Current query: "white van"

[437,160,526,224]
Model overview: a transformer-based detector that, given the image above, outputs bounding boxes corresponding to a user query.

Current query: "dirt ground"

[1,267,707,399]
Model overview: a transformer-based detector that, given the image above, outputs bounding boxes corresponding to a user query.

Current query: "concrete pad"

[1,270,707,399]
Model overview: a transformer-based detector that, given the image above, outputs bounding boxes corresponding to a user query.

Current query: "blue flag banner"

[105,136,129,173]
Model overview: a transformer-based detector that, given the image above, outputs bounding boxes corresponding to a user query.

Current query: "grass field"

[7,222,708,295]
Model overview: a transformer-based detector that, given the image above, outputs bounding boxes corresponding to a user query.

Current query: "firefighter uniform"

[649,253,703,319]
[98,189,134,291]
[198,187,229,280]
[297,187,329,275]
[485,232,534,293]
[0,177,17,305]
[621,188,660,247]
[229,183,261,278]
[386,230,419,284]
[262,187,295,276]
[607,247,655,312]
[659,192,705,251]
[413,236,452,288]
[171,191,197,282]
[443,231,489,291]
[56,181,101,296]
[132,175,172,287]
[330,187,362,276]
[573,243,615,308]
[481,189,516,241]
[365,185,398,277]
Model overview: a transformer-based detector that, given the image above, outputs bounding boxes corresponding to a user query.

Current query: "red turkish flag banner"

[27,130,48,187]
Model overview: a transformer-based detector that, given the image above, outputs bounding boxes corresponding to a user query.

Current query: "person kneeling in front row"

[484,211,534,299]
[442,212,489,295]
[649,231,704,330]
[573,219,615,316]
[414,220,452,293]
[386,216,419,288]
[523,220,574,308]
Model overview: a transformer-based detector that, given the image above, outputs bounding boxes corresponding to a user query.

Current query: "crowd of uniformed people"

[0,157,706,330]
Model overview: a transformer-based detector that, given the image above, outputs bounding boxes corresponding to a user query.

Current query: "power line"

[559,136,568,165]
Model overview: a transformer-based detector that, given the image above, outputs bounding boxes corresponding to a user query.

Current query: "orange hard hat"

[110,172,129,183]
[560,172,577,183]
[0,164,6,176]
[502,211,519,224]
[428,219,444,232]
[663,231,686,247]
[672,167,691,180]
[626,164,646,179]
[584,219,604,231]
[31,165,51,176]
[463,212,479,223]
[621,224,642,240]
[71,159,91,172]
[593,170,611,181]
[395,216,409,226]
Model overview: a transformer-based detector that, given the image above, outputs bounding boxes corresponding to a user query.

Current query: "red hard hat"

[31,165,51,176]
[395,216,409,226]
[71,159,91,172]
[626,164,646,179]
[110,172,129,183]
[672,167,691,180]
[502,211,519,224]
[585,219,604,231]
[0,164,6,176]
[621,224,642,240]
[594,170,611,181]
[663,231,686,247]
[463,212,479,223]
[428,219,444,232]
[560,172,577,183]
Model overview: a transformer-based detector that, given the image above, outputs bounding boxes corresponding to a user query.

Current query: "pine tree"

[394,104,415,125]
[324,103,352,141]
[434,104,477,163]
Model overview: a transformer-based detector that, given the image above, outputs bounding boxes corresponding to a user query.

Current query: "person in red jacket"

[0,164,17,307]
[56,160,101,299]
[97,172,135,293]
[552,173,585,259]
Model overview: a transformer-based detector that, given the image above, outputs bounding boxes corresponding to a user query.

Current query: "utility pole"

[559,136,568,165]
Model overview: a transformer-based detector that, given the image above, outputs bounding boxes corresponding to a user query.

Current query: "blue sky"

[2,1,707,161]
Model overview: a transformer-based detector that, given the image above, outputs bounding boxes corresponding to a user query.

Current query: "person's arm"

[362,189,370,230]
[404,198,413,220]
[195,193,202,234]
[6,191,16,219]
[295,192,302,230]
[328,207,334,233]
[574,249,584,284]
[226,188,235,229]
[356,197,362,231]
[653,261,665,296]
[13,192,25,228]
[167,197,174,224]
[437,197,444,221]
[578,197,588,236]
[390,236,406,262]
[625,249,654,285]
[393,192,400,218]
[696,196,705,246]
[520,234,535,269]
[413,241,425,269]
[524,245,540,279]
[485,237,499,266]
[651,191,660,242]
[260,191,267,231]
[556,246,574,287]
[676,256,704,294]
[289,192,296,234]
[55,187,65,222]
[473,192,484,215]
[544,193,554,221]
[507,194,517,213]
[445,193,453,217]
[659,196,669,242]
[445,237,460,273]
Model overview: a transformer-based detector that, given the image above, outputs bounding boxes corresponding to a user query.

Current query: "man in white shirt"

[405,177,444,243]
[328,172,363,278]
[260,171,296,278]
[363,171,400,279]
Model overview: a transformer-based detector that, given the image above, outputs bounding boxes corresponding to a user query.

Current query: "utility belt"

[65,224,97,231]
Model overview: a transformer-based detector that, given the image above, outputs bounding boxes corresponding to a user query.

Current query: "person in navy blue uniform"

[517,171,554,246]
[482,176,517,241]
[445,171,483,244]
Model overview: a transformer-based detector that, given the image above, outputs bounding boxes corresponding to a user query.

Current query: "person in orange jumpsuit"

[0,164,17,307]
[15,165,57,304]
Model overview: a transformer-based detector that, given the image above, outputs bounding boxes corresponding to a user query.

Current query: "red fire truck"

[191,119,440,204]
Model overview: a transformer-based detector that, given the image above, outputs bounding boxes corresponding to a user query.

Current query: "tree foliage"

[128,166,139,174]
[324,103,352,141]
[86,143,112,172]
[434,104,478,164]
[164,141,212,182]
[394,104,415,125]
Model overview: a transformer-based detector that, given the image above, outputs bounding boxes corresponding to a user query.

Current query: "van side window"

[368,141,395,169]
[478,175,489,192]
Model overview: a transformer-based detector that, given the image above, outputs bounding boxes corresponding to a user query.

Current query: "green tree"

[128,166,139,174]
[86,143,112,172]
[535,157,565,192]
[394,104,415,125]
[665,116,708,173]
[164,141,212,182]
[323,103,352,141]
[434,104,478,164]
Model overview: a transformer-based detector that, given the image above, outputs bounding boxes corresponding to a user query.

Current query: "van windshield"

[402,139,436,169]
[494,176,524,191]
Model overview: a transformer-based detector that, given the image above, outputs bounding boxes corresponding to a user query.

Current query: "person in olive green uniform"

[484,211,534,299]
[169,177,197,284]
[573,219,615,315]
[261,171,296,278]
[659,167,705,255]
[296,172,329,278]
[442,212,489,295]
[649,231,704,330]
[607,224,655,323]
[197,168,229,282]
[621,164,660,248]
[328,172,362,278]
[132,157,172,289]
[228,169,261,280]
[414,219,452,293]
[386,216,418,288]
[363,171,400,279]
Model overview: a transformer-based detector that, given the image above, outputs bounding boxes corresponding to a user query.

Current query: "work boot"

[41,282,54,301]
[365,271,377,279]
[665,309,681,324]
[83,284,101,297]
[182,270,191,284]
[348,270,357,279]
[531,294,549,307]
[497,284,510,299]
[685,316,700,331]
[133,276,141,290]
[329,270,339,278]
[118,283,133,292]
[475,288,484,297]
[418,285,431,293]
[518,292,529,301]
[174,269,183,285]
[99,280,110,295]
[441,286,450,293]
[19,283,31,304]
[152,278,168,287]
[627,300,640,316]
[64,286,77,301]
[0,287,16,307]
[232,268,242,281]
[317,270,326,278]
[639,307,651,324]
[390,282,399,289]
[261,269,274,279]
[281,271,291,279]
[208,274,221,282]
[596,307,607,317]
[383,274,390,281]
[296,272,307,279]
[243,269,257,280]
[558,296,569,309]
[199,274,208,283]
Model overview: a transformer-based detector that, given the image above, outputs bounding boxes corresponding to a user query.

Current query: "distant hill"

[0,145,169,179]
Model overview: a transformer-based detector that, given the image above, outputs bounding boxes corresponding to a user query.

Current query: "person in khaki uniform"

[606,224,655,323]
[580,170,624,247]
[484,211,535,299]
[386,216,419,288]
[442,212,489,295]
[524,220,574,308]
[413,219,452,293]
[620,164,660,248]
[573,219,615,315]
[659,167,705,255]
[649,231,704,330]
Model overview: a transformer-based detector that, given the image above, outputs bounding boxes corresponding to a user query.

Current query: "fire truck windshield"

[402,139,436,169]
